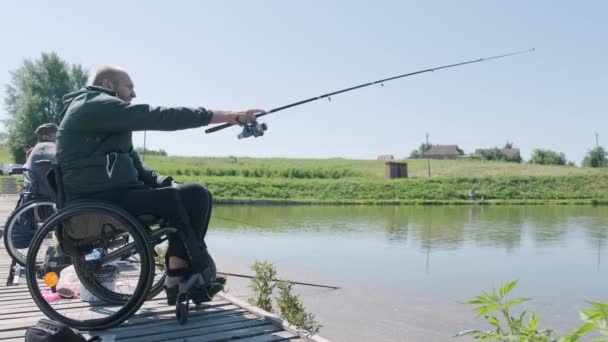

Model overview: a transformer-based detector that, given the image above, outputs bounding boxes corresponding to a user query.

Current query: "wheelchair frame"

[24,161,217,329]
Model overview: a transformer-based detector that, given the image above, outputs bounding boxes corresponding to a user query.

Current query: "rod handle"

[205,122,232,133]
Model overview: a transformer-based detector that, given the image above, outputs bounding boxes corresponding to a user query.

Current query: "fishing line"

[205,49,534,134]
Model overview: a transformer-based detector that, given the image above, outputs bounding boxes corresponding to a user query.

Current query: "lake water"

[207,205,608,341]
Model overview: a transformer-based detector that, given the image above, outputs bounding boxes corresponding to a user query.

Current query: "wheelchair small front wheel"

[3,199,55,266]
[176,301,188,325]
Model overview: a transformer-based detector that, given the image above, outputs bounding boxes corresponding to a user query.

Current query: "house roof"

[427,145,462,156]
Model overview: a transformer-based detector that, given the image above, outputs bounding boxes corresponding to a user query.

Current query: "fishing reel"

[238,121,268,139]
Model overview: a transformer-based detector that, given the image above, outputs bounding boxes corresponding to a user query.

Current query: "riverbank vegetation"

[2,147,607,203]
[139,155,608,204]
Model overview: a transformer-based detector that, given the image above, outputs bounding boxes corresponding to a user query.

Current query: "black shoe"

[214,276,227,285]
[192,283,224,305]
[165,285,179,306]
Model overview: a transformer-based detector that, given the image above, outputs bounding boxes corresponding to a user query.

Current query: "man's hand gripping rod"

[205,49,534,137]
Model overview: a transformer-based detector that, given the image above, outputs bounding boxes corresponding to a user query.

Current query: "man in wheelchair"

[56,65,262,305]
[7,124,57,254]
[24,123,58,200]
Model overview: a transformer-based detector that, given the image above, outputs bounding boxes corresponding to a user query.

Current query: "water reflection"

[209,205,608,341]
[212,204,608,258]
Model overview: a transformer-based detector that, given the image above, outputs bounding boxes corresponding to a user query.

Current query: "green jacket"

[56,86,213,199]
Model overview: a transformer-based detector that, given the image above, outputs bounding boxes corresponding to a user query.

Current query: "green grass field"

[2,146,607,203]
[141,155,603,179]
[139,154,608,204]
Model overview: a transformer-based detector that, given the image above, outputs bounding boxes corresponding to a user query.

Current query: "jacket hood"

[60,86,118,120]
[62,85,117,103]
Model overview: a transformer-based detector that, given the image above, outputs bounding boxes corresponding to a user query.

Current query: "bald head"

[92,66,136,103]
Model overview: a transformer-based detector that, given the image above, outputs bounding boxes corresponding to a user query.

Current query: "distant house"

[377,154,395,161]
[426,145,463,160]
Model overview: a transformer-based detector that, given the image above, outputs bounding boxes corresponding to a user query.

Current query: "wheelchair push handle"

[34,159,52,167]
[9,167,26,174]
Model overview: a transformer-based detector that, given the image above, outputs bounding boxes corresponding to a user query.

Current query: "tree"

[4,52,87,163]
[504,141,514,149]
[529,149,567,165]
[582,147,607,168]
[408,142,431,159]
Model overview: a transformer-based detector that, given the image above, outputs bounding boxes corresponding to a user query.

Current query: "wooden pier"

[0,194,329,342]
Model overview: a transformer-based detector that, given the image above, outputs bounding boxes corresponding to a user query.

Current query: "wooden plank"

[0,194,321,342]
[218,293,329,342]
[0,302,240,329]
[237,330,302,342]
[163,323,284,342]
[138,321,278,342]
[0,301,238,324]
[0,309,251,340]
[104,312,259,340]
[105,306,246,330]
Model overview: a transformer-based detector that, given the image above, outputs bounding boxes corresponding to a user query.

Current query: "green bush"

[457,280,608,341]
[276,281,321,335]
[247,261,321,335]
[583,147,607,168]
[247,261,277,312]
[530,149,567,166]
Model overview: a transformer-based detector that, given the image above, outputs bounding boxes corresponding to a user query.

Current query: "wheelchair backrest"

[41,161,65,209]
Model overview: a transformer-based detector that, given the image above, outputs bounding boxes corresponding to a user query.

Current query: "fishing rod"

[205,48,535,136]
[218,271,341,290]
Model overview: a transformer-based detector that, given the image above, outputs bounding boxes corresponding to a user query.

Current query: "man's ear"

[101,79,114,90]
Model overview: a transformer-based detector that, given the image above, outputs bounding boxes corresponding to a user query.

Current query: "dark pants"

[88,184,212,264]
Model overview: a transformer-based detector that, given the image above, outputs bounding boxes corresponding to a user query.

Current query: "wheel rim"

[26,203,154,330]
[4,200,55,266]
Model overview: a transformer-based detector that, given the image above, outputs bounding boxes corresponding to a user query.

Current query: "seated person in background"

[56,65,262,305]
[23,123,58,199]
[468,188,478,200]
[11,123,57,249]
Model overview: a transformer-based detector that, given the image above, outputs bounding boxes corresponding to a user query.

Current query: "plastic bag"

[56,265,79,299]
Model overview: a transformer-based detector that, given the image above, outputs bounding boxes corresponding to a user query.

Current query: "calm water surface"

[207,205,608,341]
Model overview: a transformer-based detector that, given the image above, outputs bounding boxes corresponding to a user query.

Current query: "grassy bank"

[141,155,608,204]
[2,147,607,203]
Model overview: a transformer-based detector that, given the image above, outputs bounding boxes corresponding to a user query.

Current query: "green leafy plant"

[457,280,608,341]
[154,246,167,269]
[247,261,277,312]
[247,261,322,335]
[276,280,321,335]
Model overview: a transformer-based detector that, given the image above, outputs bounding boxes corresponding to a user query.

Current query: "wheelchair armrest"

[137,214,161,226]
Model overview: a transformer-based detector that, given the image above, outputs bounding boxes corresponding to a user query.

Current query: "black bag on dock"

[25,319,101,342]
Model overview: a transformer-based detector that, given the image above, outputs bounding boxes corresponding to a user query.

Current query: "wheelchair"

[3,189,55,266]
[25,161,222,330]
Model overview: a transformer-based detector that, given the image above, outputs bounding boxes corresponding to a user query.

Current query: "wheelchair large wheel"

[72,221,169,304]
[3,199,55,266]
[26,203,154,330]
[73,237,167,304]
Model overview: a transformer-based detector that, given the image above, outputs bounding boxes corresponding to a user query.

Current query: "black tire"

[176,302,188,325]
[3,199,55,266]
[26,203,154,330]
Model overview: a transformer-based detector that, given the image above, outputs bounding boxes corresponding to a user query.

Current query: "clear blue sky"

[1,1,606,163]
